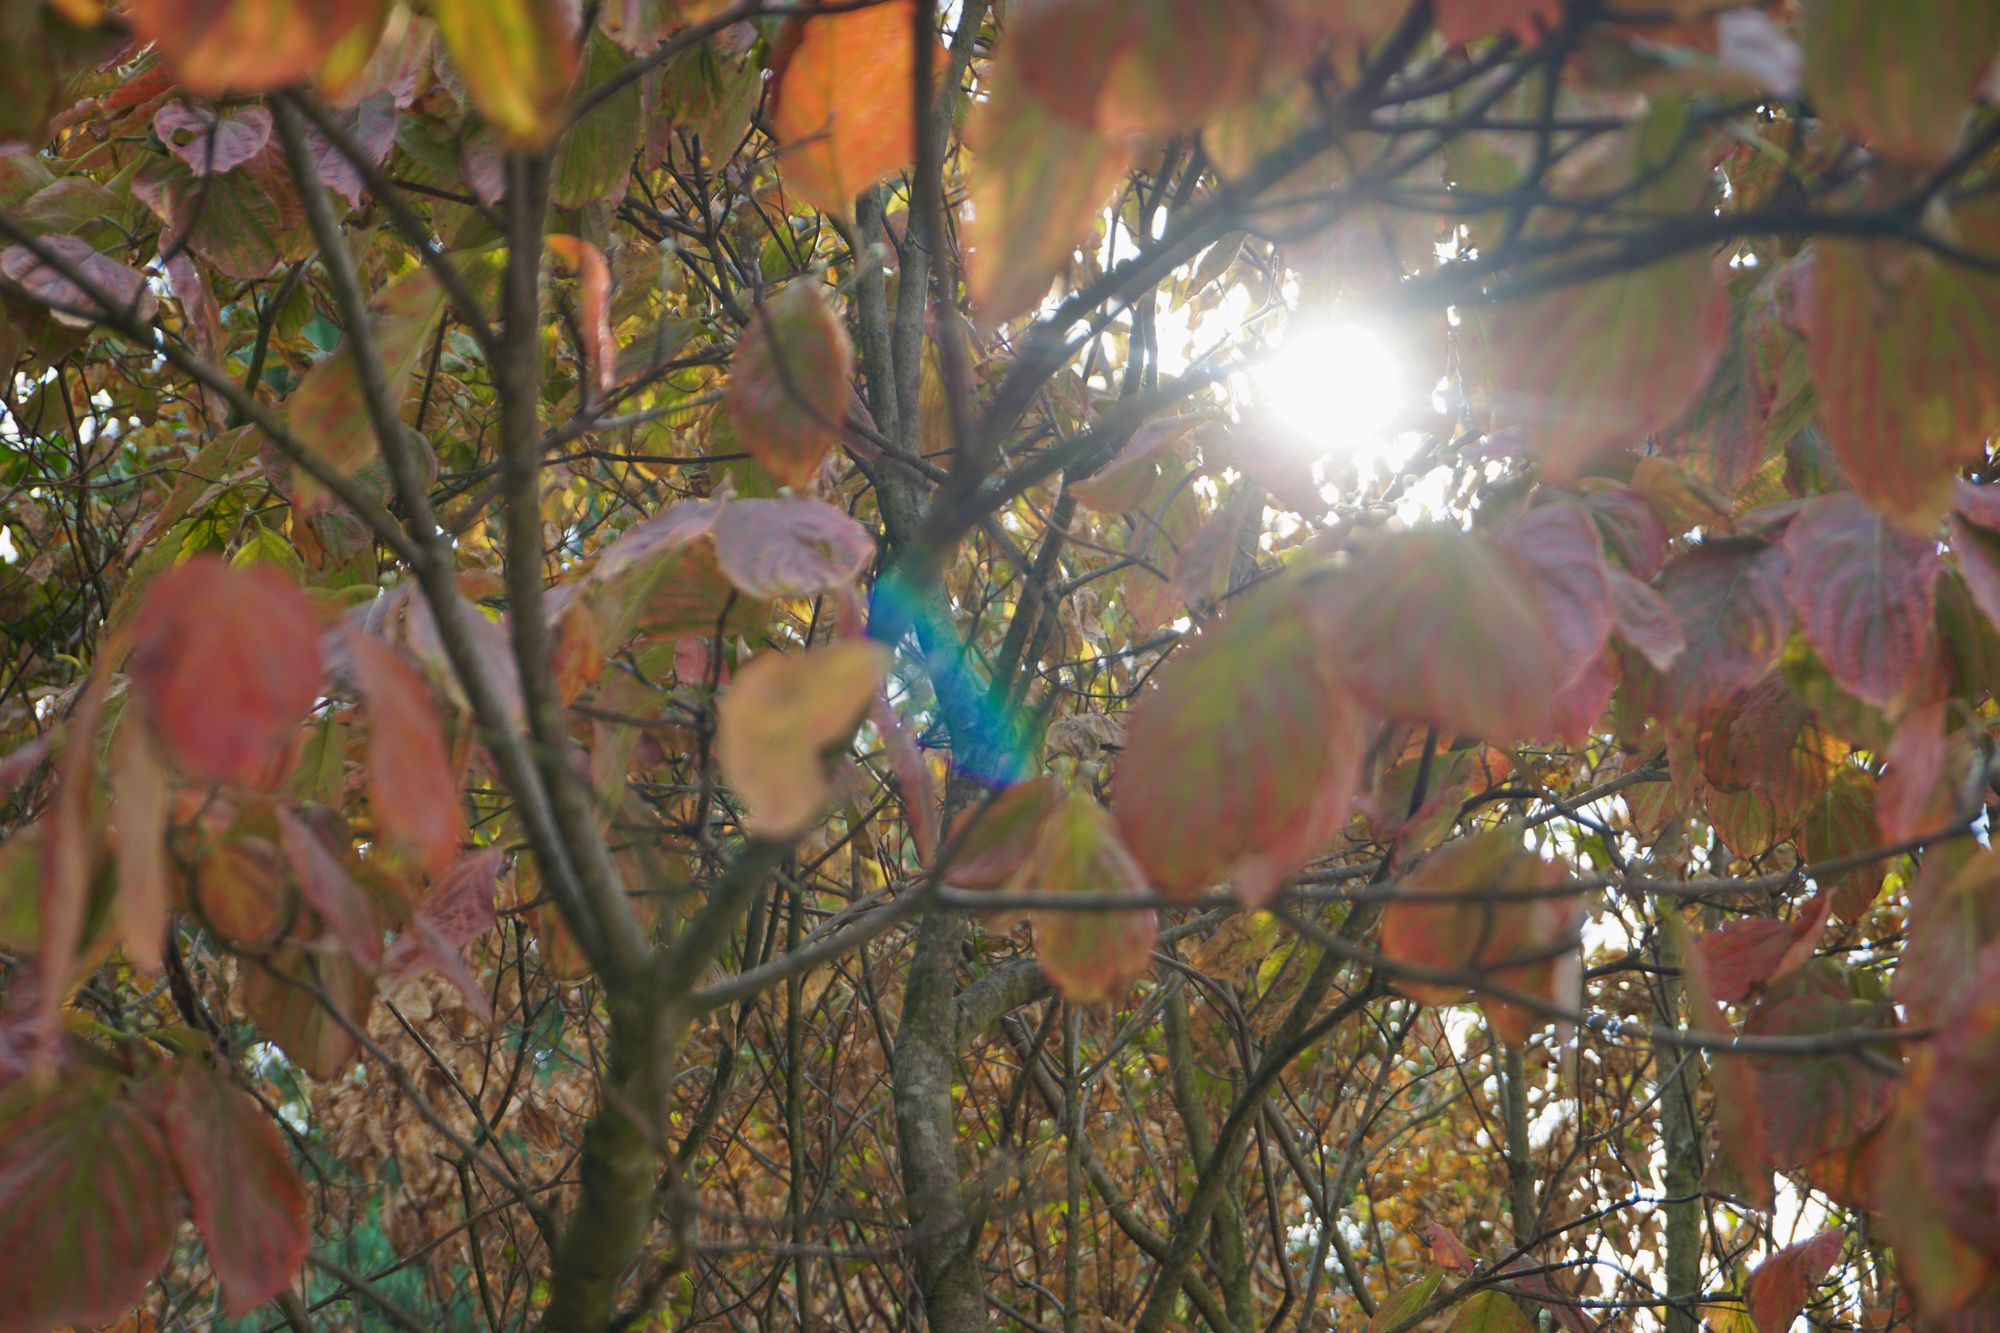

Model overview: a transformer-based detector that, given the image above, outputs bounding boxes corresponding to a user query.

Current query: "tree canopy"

[2,1,2000,1330]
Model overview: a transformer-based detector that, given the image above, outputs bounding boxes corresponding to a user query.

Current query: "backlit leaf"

[1494,500,1614,685]
[1114,573,1364,905]
[1918,966,2000,1258]
[726,282,852,491]
[165,1063,308,1314]
[1,234,158,328]
[1811,231,2000,530]
[1745,1229,1844,1333]
[1746,968,1897,1168]
[963,76,1131,328]
[130,554,324,786]
[1368,1270,1445,1332]
[0,1072,180,1333]
[1782,491,1940,710]
[341,626,465,876]
[1607,566,1685,671]
[1802,0,2000,163]
[1011,0,1273,137]
[432,0,578,148]
[1312,527,1565,743]
[127,0,385,96]
[1022,794,1158,1005]
[942,777,1061,889]
[716,641,887,838]
[769,0,938,216]
[710,497,874,600]
[546,235,615,397]
[241,947,370,1081]
[1491,252,1727,481]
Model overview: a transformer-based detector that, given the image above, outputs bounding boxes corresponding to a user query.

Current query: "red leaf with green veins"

[1667,912,1774,1211]
[381,848,504,1019]
[727,282,853,492]
[1811,229,2000,530]
[165,1063,308,1314]
[1875,700,1961,844]
[131,555,324,787]
[1606,567,1685,671]
[1654,539,1791,720]
[1918,964,2000,1261]
[1,234,158,328]
[1803,0,2000,164]
[1895,844,2000,1031]
[341,626,465,877]
[1782,492,1941,711]
[0,1072,181,1333]
[711,498,875,600]
[1747,968,1898,1168]
[1114,572,1364,905]
[1311,526,1564,743]
[942,777,1062,890]
[153,103,272,176]
[1023,794,1158,1005]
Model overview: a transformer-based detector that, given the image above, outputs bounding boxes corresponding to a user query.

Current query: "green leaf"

[551,30,641,208]
[1448,1291,1537,1333]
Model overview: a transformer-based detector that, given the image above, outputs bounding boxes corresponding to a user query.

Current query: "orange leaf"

[769,0,939,217]
[432,0,579,148]
[1023,794,1158,1005]
[547,234,615,398]
[716,641,887,838]
[126,0,385,96]
[1010,0,1273,137]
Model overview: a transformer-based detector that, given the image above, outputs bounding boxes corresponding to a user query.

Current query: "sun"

[1253,322,1411,473]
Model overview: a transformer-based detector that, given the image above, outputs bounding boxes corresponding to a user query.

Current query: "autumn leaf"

[275,806,382,967]
[153,102,272,176]
[963,72,1132,327]
[130,555,325,787]
[165,1063,309,1314]
[716,641,887,838]
[109,723,170,975]
[126,0,386,96]
[1811,231,2000,530]
[1802,0,2000,164]
[547,234,615,397]
[769,0,938,217]
[1745,1229,1844,1333]
[726,282,853,491]
[1781,492,1940,711]
[710,497,875,600]
[1010,0,1274,137]
[942,777,1061,889]
[1021,794,1158,1005]
[1665,911,1774,1211]
[380,847,504,1018]
[1,234,158,328]
[1653,539,1791,720]
[1491,251,1728,481]
[1114,572,1364,905]
[1311,526,1565,743]
[0,1072,182,1333]
[241,947,371,1082]
[431,0,579,149]
[1447,1291,1537,1333]
[340,625,466,876]
[1747,967,1898,1169]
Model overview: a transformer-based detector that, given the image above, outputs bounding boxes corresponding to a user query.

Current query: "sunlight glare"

[1256,323,1408,471]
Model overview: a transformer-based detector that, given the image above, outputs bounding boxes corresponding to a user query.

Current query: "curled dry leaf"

[716,641,888,838]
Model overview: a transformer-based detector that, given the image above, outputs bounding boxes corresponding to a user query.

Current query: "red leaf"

[546,234,615,398]
[1011,0,1274,137]
[1696,919,1795,1007]
[1917,964,2000,1260]
[942,777,1061,890]
[1747,970,1898,1168]
[341,626,466,875]
[126,0,385,96]
[165,1064,308,1314]
[110,724,170,975]
[1875,700,1956,844]
[381,848,504,1019]
[153,102,272,176]
[710,497,874,600]
[241,948,371,1082]
[1894,845,2000,1030]
[1800,765,1885,919]
[0,1072,182,1333]
[275,806,382,967]
[1746,1229,1845,1333]
[1665,911,1774,1211]
[1494,500,1614,687]
[131,555,325,786]
[1,234,159,328]
[769,0,939,216]
[1436,0,1563,46]
[1311,526,1565,743]
[1698,676,1839,847]
[1802,0,2000,164]
[1606,567,1685,671]
[1491,252,1727,481]
[1023,794,1158,1005]
[1811,229,2000,530]
[726,282,853,491]
[1782,492,1941,710]
[1653,539,1791,719]
[1114,573,1364,905]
